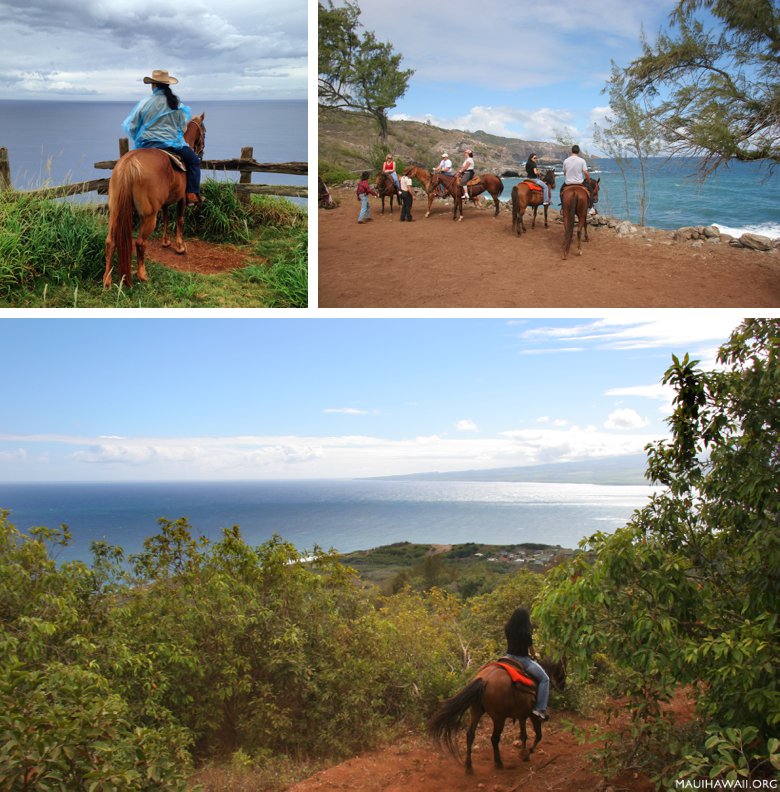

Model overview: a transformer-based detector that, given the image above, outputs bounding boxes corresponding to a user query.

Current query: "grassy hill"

[319,106,573,181]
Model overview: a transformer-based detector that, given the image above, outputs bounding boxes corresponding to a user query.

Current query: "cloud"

[323,407,377,415]
[456,419,478,432]
[604,408,649,430]
[3,425,665,480]
[0,0,306,100]
[517,316,745,355]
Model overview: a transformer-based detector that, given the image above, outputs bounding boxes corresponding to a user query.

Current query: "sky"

[0,0,307,101]
[347,0,681,154]
[0,314,749,482]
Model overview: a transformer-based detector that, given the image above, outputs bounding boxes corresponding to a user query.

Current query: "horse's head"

[543,657,567,692]
[186,113,206,157]
[586,176,600,203]
[543,168,556,188]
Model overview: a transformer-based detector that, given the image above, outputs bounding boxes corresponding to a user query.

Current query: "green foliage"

[622,0,780,170]
[183,180,252,245]
[318,0,414,141]
[593,62,661,225]
[0,182,307,308]
[0,191,105,297]
[535,319,780,783]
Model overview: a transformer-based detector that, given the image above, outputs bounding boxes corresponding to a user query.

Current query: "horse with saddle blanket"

[428,655,566,772]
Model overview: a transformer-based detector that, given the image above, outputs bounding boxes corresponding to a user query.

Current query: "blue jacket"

[122,88,192,149]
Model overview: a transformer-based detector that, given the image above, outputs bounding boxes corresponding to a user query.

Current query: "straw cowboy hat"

[143,69,179,85]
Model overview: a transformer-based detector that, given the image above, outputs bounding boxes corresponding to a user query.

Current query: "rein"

[187,118,205,157]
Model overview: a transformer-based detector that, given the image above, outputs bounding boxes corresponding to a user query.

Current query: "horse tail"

[495,175,504,196]
[428,678,486,757]
[109,160,137,286]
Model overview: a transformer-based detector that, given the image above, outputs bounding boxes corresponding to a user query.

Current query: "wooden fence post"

[119,138,129,157]
[0,147,10,191]
[239,146,253,205]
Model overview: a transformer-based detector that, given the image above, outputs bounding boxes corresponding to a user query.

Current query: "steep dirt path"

[288,712,654,792]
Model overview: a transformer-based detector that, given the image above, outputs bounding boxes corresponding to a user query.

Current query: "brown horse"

[375,172,399,214]
[429,658,566,773]
[404,166,504,217]
[561,177,600,260]
[103,114,206,288]
[429,172,464,221]
[511,169,556,235]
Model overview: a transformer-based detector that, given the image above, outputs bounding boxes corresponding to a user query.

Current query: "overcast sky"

[0,314,747,482]
[347,0,680,153]
[0,0,307,100]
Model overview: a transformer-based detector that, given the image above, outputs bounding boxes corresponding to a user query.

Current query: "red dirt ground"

[145,238,264,274]
[287,710,655,792]
[317,190,780,308]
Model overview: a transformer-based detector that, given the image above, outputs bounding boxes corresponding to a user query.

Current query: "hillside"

[319,106,574,176]
[370,454,650,486]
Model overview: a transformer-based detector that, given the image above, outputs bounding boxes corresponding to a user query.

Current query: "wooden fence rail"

[0,139,307,202]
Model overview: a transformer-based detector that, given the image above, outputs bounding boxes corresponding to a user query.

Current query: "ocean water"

[0,479,658,565]
[0,99,306,202]
[502,157,780,238]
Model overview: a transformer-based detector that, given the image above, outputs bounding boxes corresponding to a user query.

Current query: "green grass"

[0,182,308,308]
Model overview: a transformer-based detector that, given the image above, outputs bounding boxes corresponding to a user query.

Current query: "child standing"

[357,171,378,224]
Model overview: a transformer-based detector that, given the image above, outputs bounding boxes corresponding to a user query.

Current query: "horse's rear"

[561,185,590,260]
[429,663,540,773]
[103,150,185,288]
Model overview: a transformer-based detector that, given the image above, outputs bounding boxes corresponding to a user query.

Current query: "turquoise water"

[0,479,658,564]
[0,100,306,202]
[502,157,780,237]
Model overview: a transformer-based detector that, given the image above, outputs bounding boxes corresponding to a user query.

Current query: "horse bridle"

[189,118,205,157]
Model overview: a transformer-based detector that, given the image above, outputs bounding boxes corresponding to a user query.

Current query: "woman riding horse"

[122,69,203,206]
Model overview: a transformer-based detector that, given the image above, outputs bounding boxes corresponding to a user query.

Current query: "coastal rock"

[616,221,635,236]
[675,226,702,241]
[738,232,774,252]
[703,225,720,239]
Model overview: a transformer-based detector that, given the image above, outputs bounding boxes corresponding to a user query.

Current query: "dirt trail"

[287,711,654,792]
[317,190,780,308]
[145,238,264,274]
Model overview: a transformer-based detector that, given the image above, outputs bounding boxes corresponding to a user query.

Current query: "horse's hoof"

[175,246,186,255]
[162,240,171,248]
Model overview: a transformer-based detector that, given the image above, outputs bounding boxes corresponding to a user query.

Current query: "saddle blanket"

[490,660,535,688]
[522,180,543,191]
[160,150,187,172]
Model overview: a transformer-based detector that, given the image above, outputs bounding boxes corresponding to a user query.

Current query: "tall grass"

[0,191,105,297]
[0,182,308,307]
[245,196,308,308]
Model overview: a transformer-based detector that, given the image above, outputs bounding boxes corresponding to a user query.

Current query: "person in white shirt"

[561,144,594,207]
[399,172,414,221]
[434,152,453,174]
[457,148,475,200]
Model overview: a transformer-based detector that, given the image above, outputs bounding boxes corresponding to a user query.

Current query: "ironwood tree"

[622,0,780,172]
[318,0,413,143]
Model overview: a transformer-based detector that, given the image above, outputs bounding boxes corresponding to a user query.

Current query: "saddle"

[492,657,536,689]
[160,150,187,172]
[466,175,481,188]
[522,179,543,192]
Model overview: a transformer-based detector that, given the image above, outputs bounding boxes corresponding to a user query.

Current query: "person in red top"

[356,171,378,224]
[383,154,402,197]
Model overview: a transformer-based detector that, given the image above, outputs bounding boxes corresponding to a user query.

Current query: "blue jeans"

[358,194,371,222]
[505,654,549,710]
[530,178,551,203]
[171,145,201,195]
